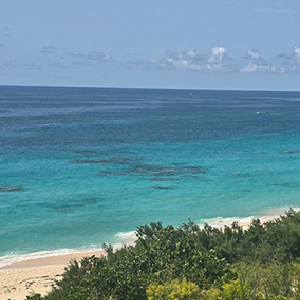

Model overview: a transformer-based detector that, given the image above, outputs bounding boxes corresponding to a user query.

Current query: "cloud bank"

[146,48,235,72]
[2,44,300,75]
[125,46,300,74]
[277,46,300,72]
[65,51,112,62]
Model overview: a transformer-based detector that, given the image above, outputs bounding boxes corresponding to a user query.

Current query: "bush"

[33,210,300,300]
[147,278,200,300]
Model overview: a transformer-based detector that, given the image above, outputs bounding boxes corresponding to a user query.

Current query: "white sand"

[0,265,64,300]
[0,250,106,300]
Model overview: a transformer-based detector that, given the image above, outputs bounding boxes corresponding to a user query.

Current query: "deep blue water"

[1,86,300,266]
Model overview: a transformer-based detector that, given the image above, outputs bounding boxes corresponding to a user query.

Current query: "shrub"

[147,278,200,300]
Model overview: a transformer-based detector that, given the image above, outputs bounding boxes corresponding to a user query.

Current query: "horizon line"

[1,84,300,93]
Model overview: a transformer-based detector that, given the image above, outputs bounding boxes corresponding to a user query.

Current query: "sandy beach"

[0,250,106,300]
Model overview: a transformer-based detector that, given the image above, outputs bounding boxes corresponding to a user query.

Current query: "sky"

[1,0,300,91]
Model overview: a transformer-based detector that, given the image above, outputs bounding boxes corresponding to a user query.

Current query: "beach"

[0,250,107,300]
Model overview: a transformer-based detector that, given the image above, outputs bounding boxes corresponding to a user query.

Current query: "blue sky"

[1,0,300,90]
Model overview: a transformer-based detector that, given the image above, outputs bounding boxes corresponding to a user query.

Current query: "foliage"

[146,278,200,300]
[27,209,300,300]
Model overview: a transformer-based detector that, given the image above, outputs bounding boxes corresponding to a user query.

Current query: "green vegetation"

[24,209,300,300]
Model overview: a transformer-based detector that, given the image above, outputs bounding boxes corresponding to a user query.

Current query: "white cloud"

[240,63,284,73]
[138,47,235,72]
[64,51,112,66]
[123,60,146,69]
[276,46,300,72]
[125,46,299,74]
[244,49,260,60]
[208,47,227,64]
[206,47,234,71]
[240,48,288,74]
[86,51,112,62]
[295,46,300,57]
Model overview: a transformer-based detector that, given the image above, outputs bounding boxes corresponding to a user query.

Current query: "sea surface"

[1,86,300,267]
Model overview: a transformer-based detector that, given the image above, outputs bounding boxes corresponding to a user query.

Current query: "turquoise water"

[1,86,300,266]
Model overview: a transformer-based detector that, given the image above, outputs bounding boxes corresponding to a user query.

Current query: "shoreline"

[0,250,108,300]
[1,249,108,270]
[0,210,294,300]
[0,210,291,270]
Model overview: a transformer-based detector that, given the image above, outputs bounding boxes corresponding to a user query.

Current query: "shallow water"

[1,86,300,266]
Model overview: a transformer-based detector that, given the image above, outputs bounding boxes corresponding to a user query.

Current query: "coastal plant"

[146,278,200,300]
[33,210,300,300]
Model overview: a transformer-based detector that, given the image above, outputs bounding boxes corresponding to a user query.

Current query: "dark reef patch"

[150,177,179,182]
[272,182,300,188]
[232,173,250,177]
[44,197,102,213]
[0,186,22,192]
[99,163,206,179]
[282,150,300,154]
[100,170,130,176]
[131,164,178,176]
[181,165,206,174]
[151,185,171,190]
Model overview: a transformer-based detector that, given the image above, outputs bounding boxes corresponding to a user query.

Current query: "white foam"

[114,231,137,246]
[199,216,256,228]
[0,233,139,268]
[0,247,104,269]
[115,230,136,240]
[0,232,139,268]
[200,206,300,229]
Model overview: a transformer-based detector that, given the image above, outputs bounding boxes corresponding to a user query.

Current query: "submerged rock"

[99,163,207,179]
[182,165,207,174]
[99,170,130,176]
[151,185,171,190]
[282,150,300,154]
[0,186,22,192]
[131,164,179,176]
[44,197,102,213]
[272,182,300,188]
[150,177,179,181]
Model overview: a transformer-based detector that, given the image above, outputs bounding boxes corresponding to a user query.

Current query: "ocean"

[1,86,300,267]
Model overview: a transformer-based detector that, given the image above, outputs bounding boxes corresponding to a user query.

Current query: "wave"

[199,206,300,228]
[115,230,136,243]
[0,247,110,269]
[2,207,300,268]
[0,231,138,268]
